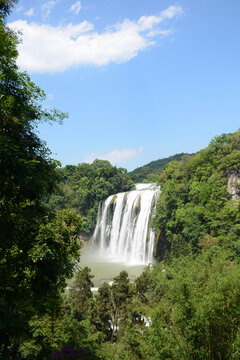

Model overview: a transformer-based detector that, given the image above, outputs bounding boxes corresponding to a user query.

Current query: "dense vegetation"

[46,161,134,233]
[18,248,240,360]
[0,2,83,357]
[35,130,240,360]
[129,153,189,182]
[46,154,187,233]
[154,131,240,258]
[1,1,240,359]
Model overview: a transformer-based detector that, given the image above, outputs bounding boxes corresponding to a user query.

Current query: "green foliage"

[47,160,135,233]
[0,0,17,18]
[18,253,240,360]
[154,132,240,257]
[20,311,100,359]
[129,153,189,182]
[94,271,136,343]
[93,249,240,360]
[69,267,94,320]
[144,248,240,360]
[0,3,83,357]
[2,3,240,360]
[95,282,113,340]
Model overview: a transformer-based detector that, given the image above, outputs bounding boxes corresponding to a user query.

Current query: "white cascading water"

[90,183,160,265]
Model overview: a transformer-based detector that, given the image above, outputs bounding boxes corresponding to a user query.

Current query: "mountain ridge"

[129,152,192,182]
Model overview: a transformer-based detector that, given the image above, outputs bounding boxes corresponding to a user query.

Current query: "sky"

[8,0,240,171]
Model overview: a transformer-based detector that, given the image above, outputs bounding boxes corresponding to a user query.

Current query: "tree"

[96,283,113,341]
[47,160,135,233]
[153,131,240,258]
[69,267,94,321]
[0,2,83,357]
[96,271,134,343]
[147,248,240,360]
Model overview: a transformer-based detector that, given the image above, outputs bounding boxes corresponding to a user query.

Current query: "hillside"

[129,153,191,182]
[154,130,240,259]
[46,159,134,233]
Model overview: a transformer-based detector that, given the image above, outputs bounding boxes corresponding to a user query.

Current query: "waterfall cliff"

[90,183,160,265]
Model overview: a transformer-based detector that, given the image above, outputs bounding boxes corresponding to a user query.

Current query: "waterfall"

[90,183,160,265]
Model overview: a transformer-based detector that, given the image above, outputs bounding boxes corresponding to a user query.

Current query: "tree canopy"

[2,1,240,359]
[47,159,134,233]
[129,153,189,183]
[0,2,83,356]
[154,131,240,258]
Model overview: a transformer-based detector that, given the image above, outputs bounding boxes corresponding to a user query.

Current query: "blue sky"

[8,0,240,170]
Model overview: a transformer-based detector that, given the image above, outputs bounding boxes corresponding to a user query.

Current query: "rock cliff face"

[227,172,240,200]
[153,229,170,261]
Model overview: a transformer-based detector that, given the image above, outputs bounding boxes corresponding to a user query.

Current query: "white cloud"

[69,1,82,15]
[161,5,183,19]
[24,8,34,17]
[146,29,173,38]
[41,0,59,19]
[138,5,182,30]
[85,147,144,165]
[9,5,183,73]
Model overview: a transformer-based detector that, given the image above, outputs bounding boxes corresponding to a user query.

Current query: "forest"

[45,161,134,233]
[129,153,189,183]
[1,1,240,359]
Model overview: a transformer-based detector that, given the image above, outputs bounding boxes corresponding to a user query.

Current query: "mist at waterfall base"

[80,183,160,286]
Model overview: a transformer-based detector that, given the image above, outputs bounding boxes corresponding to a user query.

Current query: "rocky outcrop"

[227,172,240,200]
[79,232,92,243]
[153,229,170,261]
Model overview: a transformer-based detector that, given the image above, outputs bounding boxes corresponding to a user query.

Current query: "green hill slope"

[154,130,240,259]
[129,153,190,182]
